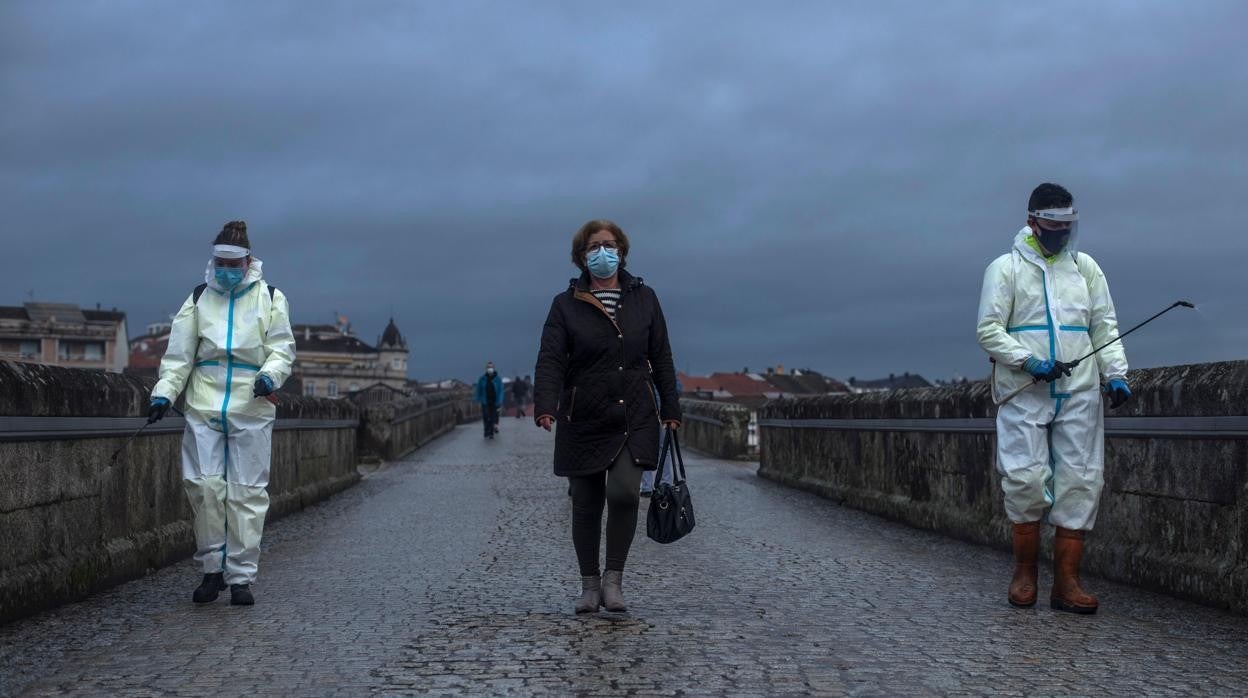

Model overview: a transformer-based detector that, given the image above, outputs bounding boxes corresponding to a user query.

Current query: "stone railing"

[0,362,476,625]
[678,399,754,459]
[758,361,1248,614]
[0,360,360,625]
[358,391,478,461]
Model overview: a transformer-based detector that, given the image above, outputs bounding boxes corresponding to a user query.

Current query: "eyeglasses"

[586,241,619,252]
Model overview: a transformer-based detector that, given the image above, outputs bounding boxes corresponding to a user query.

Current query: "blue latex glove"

[1021,357,1072,383]
[148,397,171,424]
[1104,379,1131,409]
[1021,357,1052,379]
[253,374,275,397]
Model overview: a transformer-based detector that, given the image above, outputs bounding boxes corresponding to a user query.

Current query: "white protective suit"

[153,259,296,585]
[976,228,1127,531]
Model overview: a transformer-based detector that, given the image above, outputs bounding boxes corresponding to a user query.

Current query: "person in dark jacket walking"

[475,362,504,439]
[534,219,682,614]
[512,375,529,418]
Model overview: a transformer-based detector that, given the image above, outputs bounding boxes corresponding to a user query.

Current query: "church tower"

[377,317,409,389]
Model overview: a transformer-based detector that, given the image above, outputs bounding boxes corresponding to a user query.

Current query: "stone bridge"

[1,360,1247,695]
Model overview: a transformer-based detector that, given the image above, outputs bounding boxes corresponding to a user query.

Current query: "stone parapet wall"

[758,361,1248,613]
[358,391,478,461]
[678,399,753,459]
[0,361,359,624]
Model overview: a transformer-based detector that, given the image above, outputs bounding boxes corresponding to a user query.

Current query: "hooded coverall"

[976,229,1127,530]
[153,259,296,584]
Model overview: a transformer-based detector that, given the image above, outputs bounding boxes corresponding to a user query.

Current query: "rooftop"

[379,317,406,349]
[0,303,126,325]
[295,333,378,354]
[848,372,933,391]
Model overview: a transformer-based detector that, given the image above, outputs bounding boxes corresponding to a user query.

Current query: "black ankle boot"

[192,573,226,604]
[230,584,255,606]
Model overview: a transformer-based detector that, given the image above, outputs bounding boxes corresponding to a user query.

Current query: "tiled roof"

[82,309,127,323]
[707,372,775,396]
[849,373,933,390]
[23,303,86,324]
[296,334,378,354]
[0,305,126,324]
[762,372,851,395]
[677,373,720,393]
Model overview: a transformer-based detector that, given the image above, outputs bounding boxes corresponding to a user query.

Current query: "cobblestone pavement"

[3,423,1247,696]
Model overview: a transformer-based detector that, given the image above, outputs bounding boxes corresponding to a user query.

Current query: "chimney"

[777,364,785,375]
[304,327,311,341]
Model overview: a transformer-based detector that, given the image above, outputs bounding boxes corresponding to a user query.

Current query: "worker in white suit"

[148,220,296,606]
[977,183,1130,615]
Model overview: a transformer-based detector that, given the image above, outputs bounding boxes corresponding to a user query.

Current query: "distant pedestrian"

[512,375,529,418]
[147,220,296,607]
[475,362,504,439]
[534,219,682,614]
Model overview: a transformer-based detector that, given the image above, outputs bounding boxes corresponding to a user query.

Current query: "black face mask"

[1034,226,1071,255]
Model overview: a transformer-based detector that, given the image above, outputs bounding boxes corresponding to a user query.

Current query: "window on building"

[20,340,40,358]
[391,357,403,370]
[328,381,338,398]
[304,381,317,397]
[349,383,359,392]
[57,340,105,361]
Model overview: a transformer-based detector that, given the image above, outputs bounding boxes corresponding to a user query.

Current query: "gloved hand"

[1104,379,1131,409]
[147,398,171,424]
[1022,357,1073,383]
[253,374,275,398]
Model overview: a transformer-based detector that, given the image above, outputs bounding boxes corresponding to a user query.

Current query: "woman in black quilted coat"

[534,219,682,614]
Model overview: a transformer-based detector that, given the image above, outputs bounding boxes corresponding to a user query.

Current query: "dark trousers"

[482,404,498,437]
[568,450,645,576]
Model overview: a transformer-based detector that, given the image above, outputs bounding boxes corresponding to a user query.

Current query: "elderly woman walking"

[534,219,682,614]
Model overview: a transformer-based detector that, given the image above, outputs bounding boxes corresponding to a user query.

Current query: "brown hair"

[570,219,629,273]
[213,220,252,250]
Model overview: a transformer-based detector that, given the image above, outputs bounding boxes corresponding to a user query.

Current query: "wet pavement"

[2,420,1247,696]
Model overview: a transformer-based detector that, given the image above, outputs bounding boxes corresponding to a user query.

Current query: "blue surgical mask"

[586,247,620,279]
[214,266,245,290]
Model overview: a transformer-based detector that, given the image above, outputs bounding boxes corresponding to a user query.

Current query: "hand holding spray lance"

[996,300,1195,406]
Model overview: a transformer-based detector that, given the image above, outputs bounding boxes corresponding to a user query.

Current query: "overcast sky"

[3,1,1245,383]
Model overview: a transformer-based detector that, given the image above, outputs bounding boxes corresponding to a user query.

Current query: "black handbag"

[647,429,695,544]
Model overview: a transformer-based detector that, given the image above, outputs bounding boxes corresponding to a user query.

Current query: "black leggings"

[569,450,645,576]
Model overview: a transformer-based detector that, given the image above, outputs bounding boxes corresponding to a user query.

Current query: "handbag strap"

[655,428,688,484]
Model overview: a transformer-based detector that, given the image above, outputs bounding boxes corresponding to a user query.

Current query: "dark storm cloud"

[3,1,1246,383]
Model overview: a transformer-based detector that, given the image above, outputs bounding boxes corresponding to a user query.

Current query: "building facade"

[0,302,128,373]
[290,317,409,398]
[127,321,173,379]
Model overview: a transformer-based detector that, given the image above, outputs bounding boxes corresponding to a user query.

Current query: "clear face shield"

[1028,207,1079,256]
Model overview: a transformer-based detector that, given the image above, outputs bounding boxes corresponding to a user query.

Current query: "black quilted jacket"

[534,270,682,477]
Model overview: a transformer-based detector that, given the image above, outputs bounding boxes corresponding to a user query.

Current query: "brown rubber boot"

[1051,527,1098,614]
[1008,521,1041,607]
[601,570,627,612]
[575,575,602,614]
